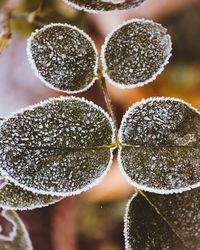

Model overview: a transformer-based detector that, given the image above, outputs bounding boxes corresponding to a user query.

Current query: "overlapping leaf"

[27,23,98,93]
[0,177,62,210]
[0,210,33,250]
[125,188,200,249]
[63,0,147,13]
[118,97,200,194]
[0,97,114,196]
[102,19,172,88]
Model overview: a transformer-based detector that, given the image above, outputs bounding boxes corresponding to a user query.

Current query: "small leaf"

[0,177,62,210]
[63,0,147,13]
[118,97,200,194]
[101,19,172,88]
[0,97,114,196]
[0,210,33,250]
[125,188,200,249]
[27,23,98,93]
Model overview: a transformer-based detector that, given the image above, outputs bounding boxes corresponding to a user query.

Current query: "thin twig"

[38,0,48,12]
[100,73,118,142]
[11,10,45,27]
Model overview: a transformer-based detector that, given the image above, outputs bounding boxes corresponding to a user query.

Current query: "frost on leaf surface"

[0,177,62,210]
[101,19,172,88]
[63,0,147,13]
[125,189,200,250]
[118,97,200,193]
[0,97,114,196]
[27,23,98,93]
[0,210,32,250]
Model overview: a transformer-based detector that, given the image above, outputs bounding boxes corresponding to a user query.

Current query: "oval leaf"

[118,97,200,194]
[101,19,172,88]
[63,0,147,13]
[27,23,98,93]
[125,188,200,249]
[0,97,114,196]
[0,177,62,210]
[0,210,33,250]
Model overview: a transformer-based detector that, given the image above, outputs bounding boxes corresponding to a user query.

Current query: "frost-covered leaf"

[63,0,147,13]
[118,97,200,194]
[27,23,98,93]
[125,188,200,250]
[0,177,62,210]
[101,19,172,89]
[0,210,33,250]
[0,97,114,196]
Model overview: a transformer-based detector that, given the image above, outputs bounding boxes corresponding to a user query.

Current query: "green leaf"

[63,0,147,13]
[27,23,98,93]
[101,19,172,89]
[0,177,62,210]
[125,188,200,249]
[0,97,115,196]
[118,97,200,194]
[0,210,33,250]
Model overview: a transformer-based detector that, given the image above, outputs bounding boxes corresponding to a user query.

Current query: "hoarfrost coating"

[118,97,200,194]
[0,210,33,250]
[63,0,147,13]
[0,96,115,196]
[124,189,200,249]
[27,23,98,94]
[101,19,172,89]
[0,177,62,210]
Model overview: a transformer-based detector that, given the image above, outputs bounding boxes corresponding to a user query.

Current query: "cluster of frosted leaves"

[125,188,200,249]
[63,0,147,13]
[0,97,114,196]
[118,97,200,194]
[0,210,32,250]
[27,24,98,93]
[102,19,172,89]
[0,177,62,210]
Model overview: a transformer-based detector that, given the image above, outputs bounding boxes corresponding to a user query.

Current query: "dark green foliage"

[63,0,147,12]
[119,97,200,193]
[27,24,98,93]
[125,188,200,250]
[0,97,114,196]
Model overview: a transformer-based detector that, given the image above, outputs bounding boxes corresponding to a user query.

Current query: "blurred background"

[0,0,200,249]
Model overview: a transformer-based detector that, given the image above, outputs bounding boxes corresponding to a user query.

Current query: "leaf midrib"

[137,189,190,249]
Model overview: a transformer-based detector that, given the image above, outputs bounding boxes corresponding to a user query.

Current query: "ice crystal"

[0,177,62,210]
[27,23,98,93]
[146,188,200,249]
[63,0,147,13]
[101,19,172,89]
[118,97,200,193]
[0,210,32,250]
[124,189,199,250]
[0,97,114,196]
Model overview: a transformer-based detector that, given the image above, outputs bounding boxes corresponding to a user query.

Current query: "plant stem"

[11,10,44,27]
[38,0,48,12]
[100,74,118,142]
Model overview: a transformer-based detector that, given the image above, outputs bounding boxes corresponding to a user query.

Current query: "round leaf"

[0,210,33,250]
[118,97,200,194]
[125,189,200,249]
[0,177,62,210]
[27,23,98,93]
[0,97,114,196]
[63,0,147,13]
[101,19,172,88]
